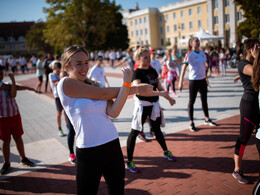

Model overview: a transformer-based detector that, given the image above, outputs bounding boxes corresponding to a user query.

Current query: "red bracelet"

[123,82,131,88]
[167,97,172,100]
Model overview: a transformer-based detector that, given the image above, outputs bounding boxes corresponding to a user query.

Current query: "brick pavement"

[0,115,259,195]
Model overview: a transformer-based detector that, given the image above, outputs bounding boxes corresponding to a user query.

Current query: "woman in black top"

[126,46,176,173]
[232,39,260,184]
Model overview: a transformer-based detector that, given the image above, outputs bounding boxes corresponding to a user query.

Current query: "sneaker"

[138,132,151,142]
[0,163,10,175]
[150,130,156,138]
[163,151,176,161]
[20,157,34,167]
[189,123,197,132]
[68,154,76,164]
[126,161,140,173]
[204,119,217,126]
[173,93,179,98]
[232,170,249,184]
[58,129,66,137]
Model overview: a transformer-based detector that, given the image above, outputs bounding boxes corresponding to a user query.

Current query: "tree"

[25,21,53,53]
[234,0,260,39]
[44,0,129,51]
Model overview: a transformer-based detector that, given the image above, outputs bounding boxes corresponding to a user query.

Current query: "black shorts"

[55,97,63,112]
[38,76,43,82]
[32,64,36,67]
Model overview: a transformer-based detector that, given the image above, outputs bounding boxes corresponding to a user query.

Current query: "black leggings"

[127,106,167,162]
[167,78,176,92]
[188,79,209,121]
[76,138,125,195]
[45,70,52,92]
[65,113,75,155]
[235,98,259,157]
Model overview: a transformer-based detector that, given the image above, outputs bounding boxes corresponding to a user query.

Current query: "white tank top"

[57,77,118,148]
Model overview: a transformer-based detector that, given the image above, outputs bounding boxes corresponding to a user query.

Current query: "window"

[136,30,138,36]
[8,36,15,42]
[189,8,192,16]
[9,44,15,50]
[20,44,26,48]
[145,28,148,35]
[189,21,193,30]
[131,31,133,37]
[181,10,184,18]
[213,0,218,9]
[237,11,242,21]
[174,24,177,32]
[139,18,142,24]
[175,37,177,44]
[159,15,163,22]
[0,37,5,43]
[181,23,185,30]
[144,17,147,23]
[146,40,148,45]
[160,26,163,34]
[173,12,176,19]
[130,21,133,26]
[161,39,164,46]
[224,0,230,6]
[165,14,169,21]
[18,36,25,42]
[197,6,201,14]
[167,25,170,33]
[213,16,218,25]
[140,29,143,36]
[225,14,230,23]
[135,19,137,25]
[198,20,202,28]
[141,41,143,45]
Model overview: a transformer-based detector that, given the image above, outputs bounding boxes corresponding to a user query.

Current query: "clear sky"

[0,0,180,23]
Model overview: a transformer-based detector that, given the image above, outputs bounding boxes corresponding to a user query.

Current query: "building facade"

[121,0,244,49]
[0,22,35,56]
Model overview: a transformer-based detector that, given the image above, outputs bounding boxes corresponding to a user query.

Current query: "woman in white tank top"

[57,45,153,195]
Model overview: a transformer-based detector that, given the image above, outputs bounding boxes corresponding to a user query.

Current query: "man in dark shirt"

[43,53,54,93]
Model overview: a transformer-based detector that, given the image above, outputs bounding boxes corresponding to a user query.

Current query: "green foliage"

[44,0,129,51]
[25,21,53,53]
[165,41,171,47]
[234,0,260,39]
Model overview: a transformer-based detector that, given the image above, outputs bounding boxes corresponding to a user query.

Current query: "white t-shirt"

[109,52,116,60]
[31,57,37,64]
[150,59,162,75]
[166,60,177,72]
[57,77,118,148]
[88,65,106,87]
[49,73,60,98]
[8,58,16,67]
[19,57,27,66]
[183,50,207,80]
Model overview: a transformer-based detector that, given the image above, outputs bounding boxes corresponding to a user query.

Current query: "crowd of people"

[0,37,259,195]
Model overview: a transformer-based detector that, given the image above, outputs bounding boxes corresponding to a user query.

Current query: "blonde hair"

[135,45,149,59]
[188,37,199,51]
[61,45,100,87]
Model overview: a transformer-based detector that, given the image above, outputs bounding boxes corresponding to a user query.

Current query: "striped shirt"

[0,82,19,118]
[183,50,207,80]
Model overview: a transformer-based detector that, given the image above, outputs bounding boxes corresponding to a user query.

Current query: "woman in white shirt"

[57,45,153,195]
[178,37,216,132]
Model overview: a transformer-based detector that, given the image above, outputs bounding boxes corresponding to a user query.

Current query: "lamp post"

[178,23,182,57]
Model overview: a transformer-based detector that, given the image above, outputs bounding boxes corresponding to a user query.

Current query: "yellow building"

[121,0,244,49]
[207,0,244,48]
